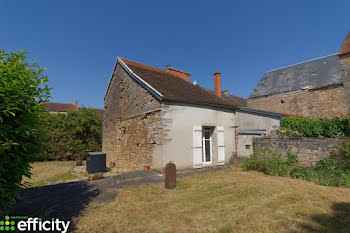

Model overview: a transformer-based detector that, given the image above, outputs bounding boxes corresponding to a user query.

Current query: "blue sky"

[1,0,349,108]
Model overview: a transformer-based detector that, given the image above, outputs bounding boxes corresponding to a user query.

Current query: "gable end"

[104,57,163,101]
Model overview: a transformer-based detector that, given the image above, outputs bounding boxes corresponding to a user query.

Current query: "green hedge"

[281,116,350,138]
[39,108,102,161]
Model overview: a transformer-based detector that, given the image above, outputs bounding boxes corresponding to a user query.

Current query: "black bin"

[86,152,106,174]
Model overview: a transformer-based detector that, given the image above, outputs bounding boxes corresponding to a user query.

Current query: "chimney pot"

[214,72,222,97]
[224,89,228,95]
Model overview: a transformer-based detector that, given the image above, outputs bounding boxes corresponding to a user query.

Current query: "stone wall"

[253,137,344,167]
[340,53,350,116]
[247,84,347,118]
[103,63,162,170]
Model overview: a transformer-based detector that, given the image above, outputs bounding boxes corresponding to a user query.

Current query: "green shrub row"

[242,141,350,188]
[39,108,102,161]
[281,116,350,138]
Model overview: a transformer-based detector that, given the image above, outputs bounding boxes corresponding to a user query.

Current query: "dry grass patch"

[75,169,350,233]
[22,161,76,187]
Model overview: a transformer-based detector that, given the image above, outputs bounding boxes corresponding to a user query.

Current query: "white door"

[202,128,212,165]
[193,126,203,168]
[217,126,225,165]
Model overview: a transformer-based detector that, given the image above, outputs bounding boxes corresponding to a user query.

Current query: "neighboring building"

[43,101,78,114]
[248,31,350,118]
[103,57,280,170]
[43,101,104,116]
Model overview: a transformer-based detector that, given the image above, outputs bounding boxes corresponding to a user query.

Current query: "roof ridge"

[267,53,337,73]
[203,87,246,100]
[120,57,186,80]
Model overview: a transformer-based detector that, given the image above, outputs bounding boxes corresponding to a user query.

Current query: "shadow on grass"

[9,181,99,230]
[297,202,350,233]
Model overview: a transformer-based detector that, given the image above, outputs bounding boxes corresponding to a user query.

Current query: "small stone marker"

[165,162,176,189]
[88,172,104,181]
[108,161,115,169]
[76,158,83,166]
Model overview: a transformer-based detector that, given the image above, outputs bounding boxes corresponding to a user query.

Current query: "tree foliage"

[0,50,50,212]
[40,108,102,161]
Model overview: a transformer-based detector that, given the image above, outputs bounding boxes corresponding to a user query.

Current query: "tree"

[0,50,51,213]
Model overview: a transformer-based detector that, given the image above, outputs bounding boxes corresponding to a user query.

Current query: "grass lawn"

[75,169,350,233]
[22,161,77,187]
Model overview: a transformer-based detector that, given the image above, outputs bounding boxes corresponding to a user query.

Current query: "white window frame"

[202,128,213,166]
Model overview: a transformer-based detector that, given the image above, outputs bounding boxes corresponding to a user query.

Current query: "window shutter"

[217,126,225,165]
[193,126,203,168]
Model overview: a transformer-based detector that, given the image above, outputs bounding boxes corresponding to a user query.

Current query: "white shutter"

[217,126,225,165]
[193,126,203,168]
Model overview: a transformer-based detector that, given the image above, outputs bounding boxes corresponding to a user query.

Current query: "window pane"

[205,140,210,162]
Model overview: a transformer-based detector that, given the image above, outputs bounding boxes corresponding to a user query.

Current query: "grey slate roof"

[249,54,342,98]
[238,107,282,118]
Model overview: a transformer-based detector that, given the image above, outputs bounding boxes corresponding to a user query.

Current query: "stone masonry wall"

[247,85,347,118]
[103,63,162,170]
[253,137,344,167]
[340,54,350,116]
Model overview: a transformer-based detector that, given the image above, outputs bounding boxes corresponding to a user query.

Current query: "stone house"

[248,31,350,118]
[103,58,280,170]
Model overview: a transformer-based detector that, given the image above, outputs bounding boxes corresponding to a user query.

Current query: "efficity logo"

[0,216,70,233]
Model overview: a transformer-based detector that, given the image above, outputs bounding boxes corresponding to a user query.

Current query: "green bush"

[281,116,350,138]
[243,141,350,188]
[241,148,298,177]
[0,50,50,212]
[39,108,102,161]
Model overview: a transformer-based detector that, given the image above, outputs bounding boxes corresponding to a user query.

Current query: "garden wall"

[253,137,344,167]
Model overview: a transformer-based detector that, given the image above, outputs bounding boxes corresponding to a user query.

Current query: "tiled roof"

[249,54,342,98]
[43,102,78,112]
[204,88,246,106]
[120,58,238,109]
[220,91,246,106]
[338,31,350,56]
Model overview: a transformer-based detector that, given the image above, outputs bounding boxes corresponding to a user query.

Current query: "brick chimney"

[214,72,221,97]
[166,65,190,82]
[338,31,350,116]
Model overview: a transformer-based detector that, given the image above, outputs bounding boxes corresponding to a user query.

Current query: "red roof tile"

[120,58,238,109]
[43,102,78,112]
[338,31,350,56]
